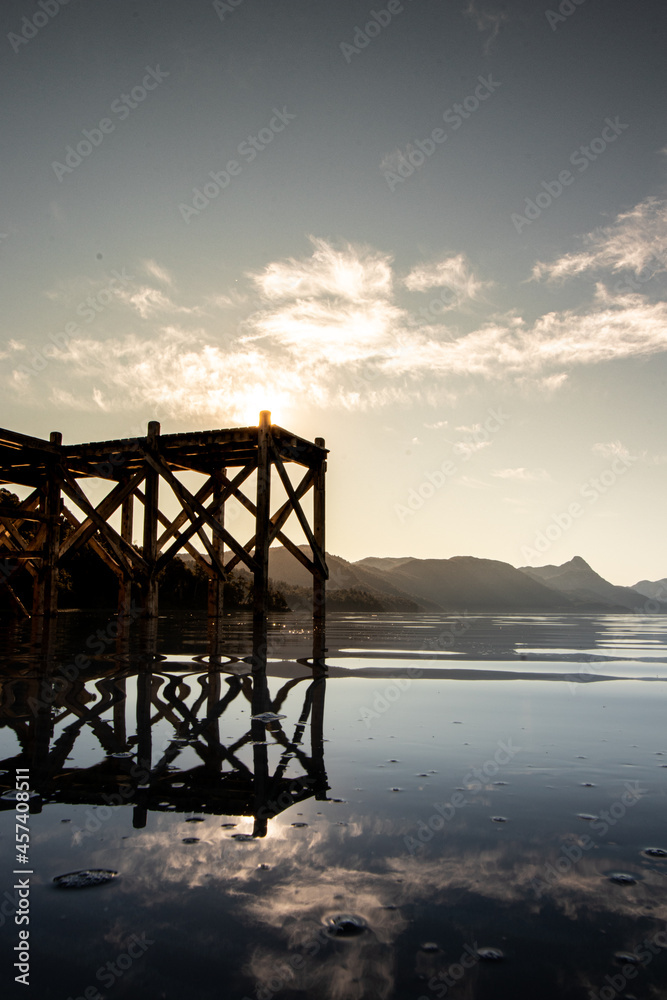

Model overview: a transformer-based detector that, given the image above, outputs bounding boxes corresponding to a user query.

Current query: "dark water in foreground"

[1,611,666,1000]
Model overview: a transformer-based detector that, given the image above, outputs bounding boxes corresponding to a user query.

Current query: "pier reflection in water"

[1,612,667,1000]
[0,620,328,840]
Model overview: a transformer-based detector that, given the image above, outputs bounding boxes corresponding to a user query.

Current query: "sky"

[1,0,666,586]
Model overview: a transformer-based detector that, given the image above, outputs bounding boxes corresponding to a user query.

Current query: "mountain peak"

[565,555,593,570]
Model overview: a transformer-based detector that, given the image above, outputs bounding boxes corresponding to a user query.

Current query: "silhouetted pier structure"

[0,412,327,625]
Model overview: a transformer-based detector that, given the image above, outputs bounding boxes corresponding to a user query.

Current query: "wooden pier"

[0,412,328,623]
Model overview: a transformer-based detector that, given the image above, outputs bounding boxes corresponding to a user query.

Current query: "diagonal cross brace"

[138,446,259,575]
[58,468,149,576]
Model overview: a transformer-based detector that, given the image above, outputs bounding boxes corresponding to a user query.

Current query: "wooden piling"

[207,471,225,619]
[313,437,326,629]
[253,411,272,625]
[142,421,160,618]
[119,493,133,618]
[32,431,62,618]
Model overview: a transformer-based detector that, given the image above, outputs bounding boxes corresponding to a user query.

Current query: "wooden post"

[118,492,133,618]
[253,412,271,626]
[134,664,152,829]
[207,471,225,618]
[143,421,160,618]
[251,658,270,838]
[313,438,326,631]
[33,431,62,618]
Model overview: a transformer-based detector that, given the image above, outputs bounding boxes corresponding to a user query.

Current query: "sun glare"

[236,385,288,427]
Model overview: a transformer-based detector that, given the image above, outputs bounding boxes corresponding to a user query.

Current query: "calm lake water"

[1,611,666,1000]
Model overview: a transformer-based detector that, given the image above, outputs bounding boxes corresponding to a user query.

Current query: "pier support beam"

[253,410,272,627]
[32,431,62,618]
[119,492,133,618]
[313,436,326,631]
[142,421,160,618]
[207,471,225,619]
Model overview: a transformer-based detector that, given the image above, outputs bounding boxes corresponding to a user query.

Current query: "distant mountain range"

[268,548,666,613]
[632,577,667,602]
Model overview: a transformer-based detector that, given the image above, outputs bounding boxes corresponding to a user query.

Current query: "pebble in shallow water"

[608,873,637,885]
[251,712,286,723]
[53,869,118,889]
[614,951,640,965]
[182,837,200,844]
[643,847,667,858]
[476,947,504,961]
[324,914,368,938]
[420,942,440,953]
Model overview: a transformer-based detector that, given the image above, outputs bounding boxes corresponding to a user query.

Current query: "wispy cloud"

[142,259,173,286]
[463,0,508,53]
[404,253,492,305]
[592,441,634,462]
[453,440,491,458]
[249,236,393,302]
[533,196,667,282]
[117,286,204,320]
[492,467,551,481]
[9,235,667,423]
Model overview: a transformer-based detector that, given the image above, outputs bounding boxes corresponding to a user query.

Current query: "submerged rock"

[608,873,638,885]
[476,947,505,961]
[324,914,368,938]
[53,869,118,889]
